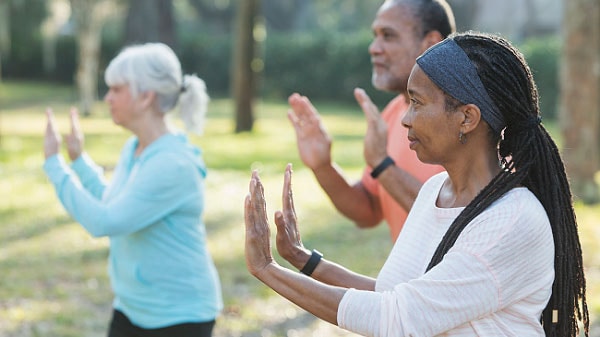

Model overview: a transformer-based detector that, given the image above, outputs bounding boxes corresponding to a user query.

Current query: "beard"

[371,70,407,93]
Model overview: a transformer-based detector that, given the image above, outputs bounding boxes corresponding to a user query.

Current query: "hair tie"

[522,115,542,130]
[507,115,541,134]
[180,78,187,93]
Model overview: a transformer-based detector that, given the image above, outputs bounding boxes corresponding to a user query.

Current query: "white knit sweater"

[338,172,554,337]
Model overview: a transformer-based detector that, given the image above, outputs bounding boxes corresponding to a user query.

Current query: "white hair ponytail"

[179,74,209,135]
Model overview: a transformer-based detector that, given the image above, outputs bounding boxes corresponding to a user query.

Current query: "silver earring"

[458,131,467,144]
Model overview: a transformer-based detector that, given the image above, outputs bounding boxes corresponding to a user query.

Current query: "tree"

[5,0,47,78]
[0,1,9,147]
[0,1,9,82]
[232,0,262,133]
[70,0,114,116]
[124,0,176,48]
[42,0,72,78]
[560,0,600,203]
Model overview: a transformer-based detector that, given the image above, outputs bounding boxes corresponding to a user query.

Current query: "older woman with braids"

[244,31,588,337]
[44,43,222,336]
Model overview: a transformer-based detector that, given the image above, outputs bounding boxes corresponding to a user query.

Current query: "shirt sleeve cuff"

[43,154,70,185]
[70,152,94,172]
[337,288,382,336]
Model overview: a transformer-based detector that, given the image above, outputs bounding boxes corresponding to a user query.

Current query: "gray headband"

[416,39,506,134]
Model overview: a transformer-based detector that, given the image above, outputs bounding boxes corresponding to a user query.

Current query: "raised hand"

[244,170,276,277]
[65,107,84,161]
[44,108,62,159]
[287,93,332,171]
[275,164,309,268]
[354,88,388,168]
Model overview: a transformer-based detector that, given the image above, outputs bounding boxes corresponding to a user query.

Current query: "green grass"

[0,80,598,336]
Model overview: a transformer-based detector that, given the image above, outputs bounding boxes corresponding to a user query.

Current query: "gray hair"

[104,42,208,134]
[387,0,456,38]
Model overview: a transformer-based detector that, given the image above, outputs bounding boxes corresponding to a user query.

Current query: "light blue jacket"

[44,133,223,328]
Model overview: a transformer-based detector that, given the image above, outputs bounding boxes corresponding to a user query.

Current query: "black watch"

[300,249,323,276]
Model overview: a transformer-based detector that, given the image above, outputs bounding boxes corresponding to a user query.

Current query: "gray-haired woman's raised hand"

[65,107,84,161]
[44,107,85,161]
[44,108,62,159]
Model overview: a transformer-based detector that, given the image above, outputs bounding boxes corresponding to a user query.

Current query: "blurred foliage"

[35,29,556,115]
[261,31,394,105]
[1,0,558,118]
[3,0,47,78]
[520,35,560,120]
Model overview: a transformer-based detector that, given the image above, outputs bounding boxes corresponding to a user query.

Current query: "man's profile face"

[369,2,425,94]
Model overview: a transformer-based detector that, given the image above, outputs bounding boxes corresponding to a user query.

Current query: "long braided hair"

[424,32,589,337]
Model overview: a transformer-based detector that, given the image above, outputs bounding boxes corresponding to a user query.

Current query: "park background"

[1,0,599,336]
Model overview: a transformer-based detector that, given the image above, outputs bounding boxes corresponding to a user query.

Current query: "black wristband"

[370,156,395,178]
[300,249,323,276]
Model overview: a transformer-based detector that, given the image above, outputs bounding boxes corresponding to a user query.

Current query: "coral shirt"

[361,95,444,240]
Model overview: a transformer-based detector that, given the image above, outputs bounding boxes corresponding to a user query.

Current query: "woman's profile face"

[402,65,463,165]
[104,84,136,128]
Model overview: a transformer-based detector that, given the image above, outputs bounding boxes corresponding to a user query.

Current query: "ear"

[138,91,157,110]
[419,30,444,54]
[459,103,482,135]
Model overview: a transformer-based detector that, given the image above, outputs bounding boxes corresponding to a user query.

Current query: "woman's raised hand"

[275,164,310,269]
[44,107,85,161]
[245,165,310,276]
[65,107,84,161]
[44,108,62,159]
[244,170,276,277]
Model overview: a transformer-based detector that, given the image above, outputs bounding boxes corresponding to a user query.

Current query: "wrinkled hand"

[44,108,62,159]
[275,164,310,268]
[354,88,388,168]
[244,170,276,277]
[65,107,84,161]
[287,93,332,171]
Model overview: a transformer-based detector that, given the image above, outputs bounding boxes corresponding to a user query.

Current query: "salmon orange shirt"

[361,94,444,241]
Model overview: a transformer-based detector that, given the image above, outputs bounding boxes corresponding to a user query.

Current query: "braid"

[425,32,589,337]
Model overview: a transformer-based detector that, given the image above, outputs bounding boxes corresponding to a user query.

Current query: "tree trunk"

[42,0,71,77]
[76,26,100,116]
[0,0,10,82]
[560,0,600,204]
[232,0,261,133]
[0,1,10,147]
[70,0,113,116]
[157,0,176,48]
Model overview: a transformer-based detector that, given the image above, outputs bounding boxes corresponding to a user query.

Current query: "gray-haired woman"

[44,43,222,337]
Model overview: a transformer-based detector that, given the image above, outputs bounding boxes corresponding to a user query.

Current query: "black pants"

[107,309,215,337]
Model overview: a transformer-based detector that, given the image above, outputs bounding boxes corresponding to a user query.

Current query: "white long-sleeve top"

[337,172,554,337]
